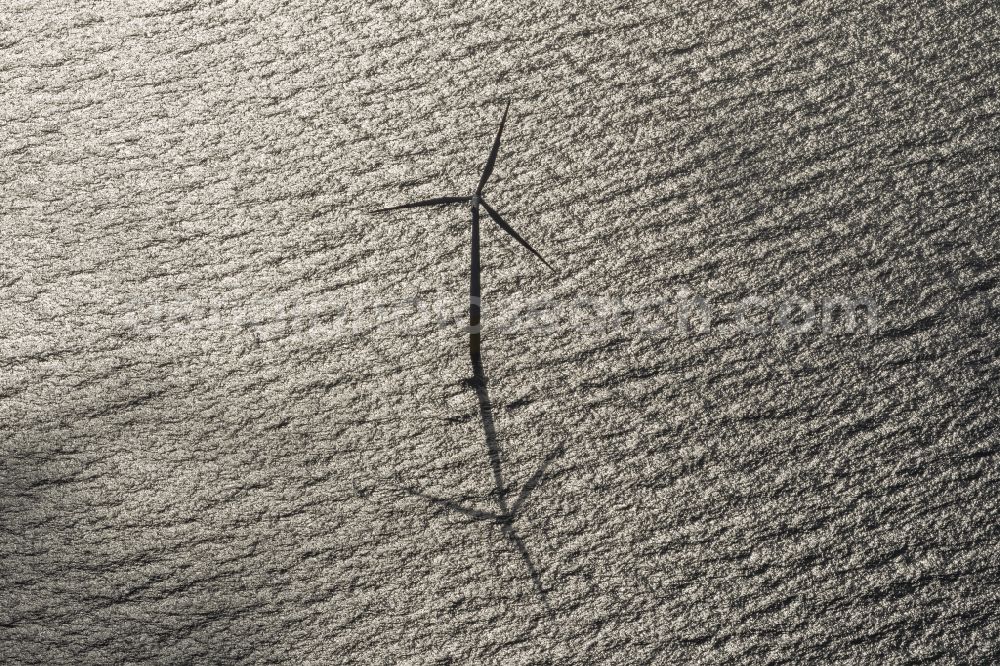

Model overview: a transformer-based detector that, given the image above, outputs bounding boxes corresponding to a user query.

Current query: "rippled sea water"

[2,1,998,663]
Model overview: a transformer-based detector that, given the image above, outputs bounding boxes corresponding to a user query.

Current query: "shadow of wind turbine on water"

[400,354,565,613]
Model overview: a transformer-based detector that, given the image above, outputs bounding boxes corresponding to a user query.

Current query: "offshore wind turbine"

[373,101,555,358]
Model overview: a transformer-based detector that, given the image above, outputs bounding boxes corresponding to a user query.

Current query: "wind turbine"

[373,101,555,358]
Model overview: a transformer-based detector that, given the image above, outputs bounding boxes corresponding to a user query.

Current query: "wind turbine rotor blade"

[372,196,467,213]
[476,100,511,195]
[480,200,555,272]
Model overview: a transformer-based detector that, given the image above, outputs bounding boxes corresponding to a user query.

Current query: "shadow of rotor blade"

[480,201,556,272]
[501,523,552,615]
[372,196,467,213]
[469,355,508,515]
[477,100,510,194]
[402,486,499,522]
[509,443,565,518]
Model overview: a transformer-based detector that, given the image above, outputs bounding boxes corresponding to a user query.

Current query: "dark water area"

[2,0,998,663]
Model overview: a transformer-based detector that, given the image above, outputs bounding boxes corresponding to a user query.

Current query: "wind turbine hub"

[469,193,481,208]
